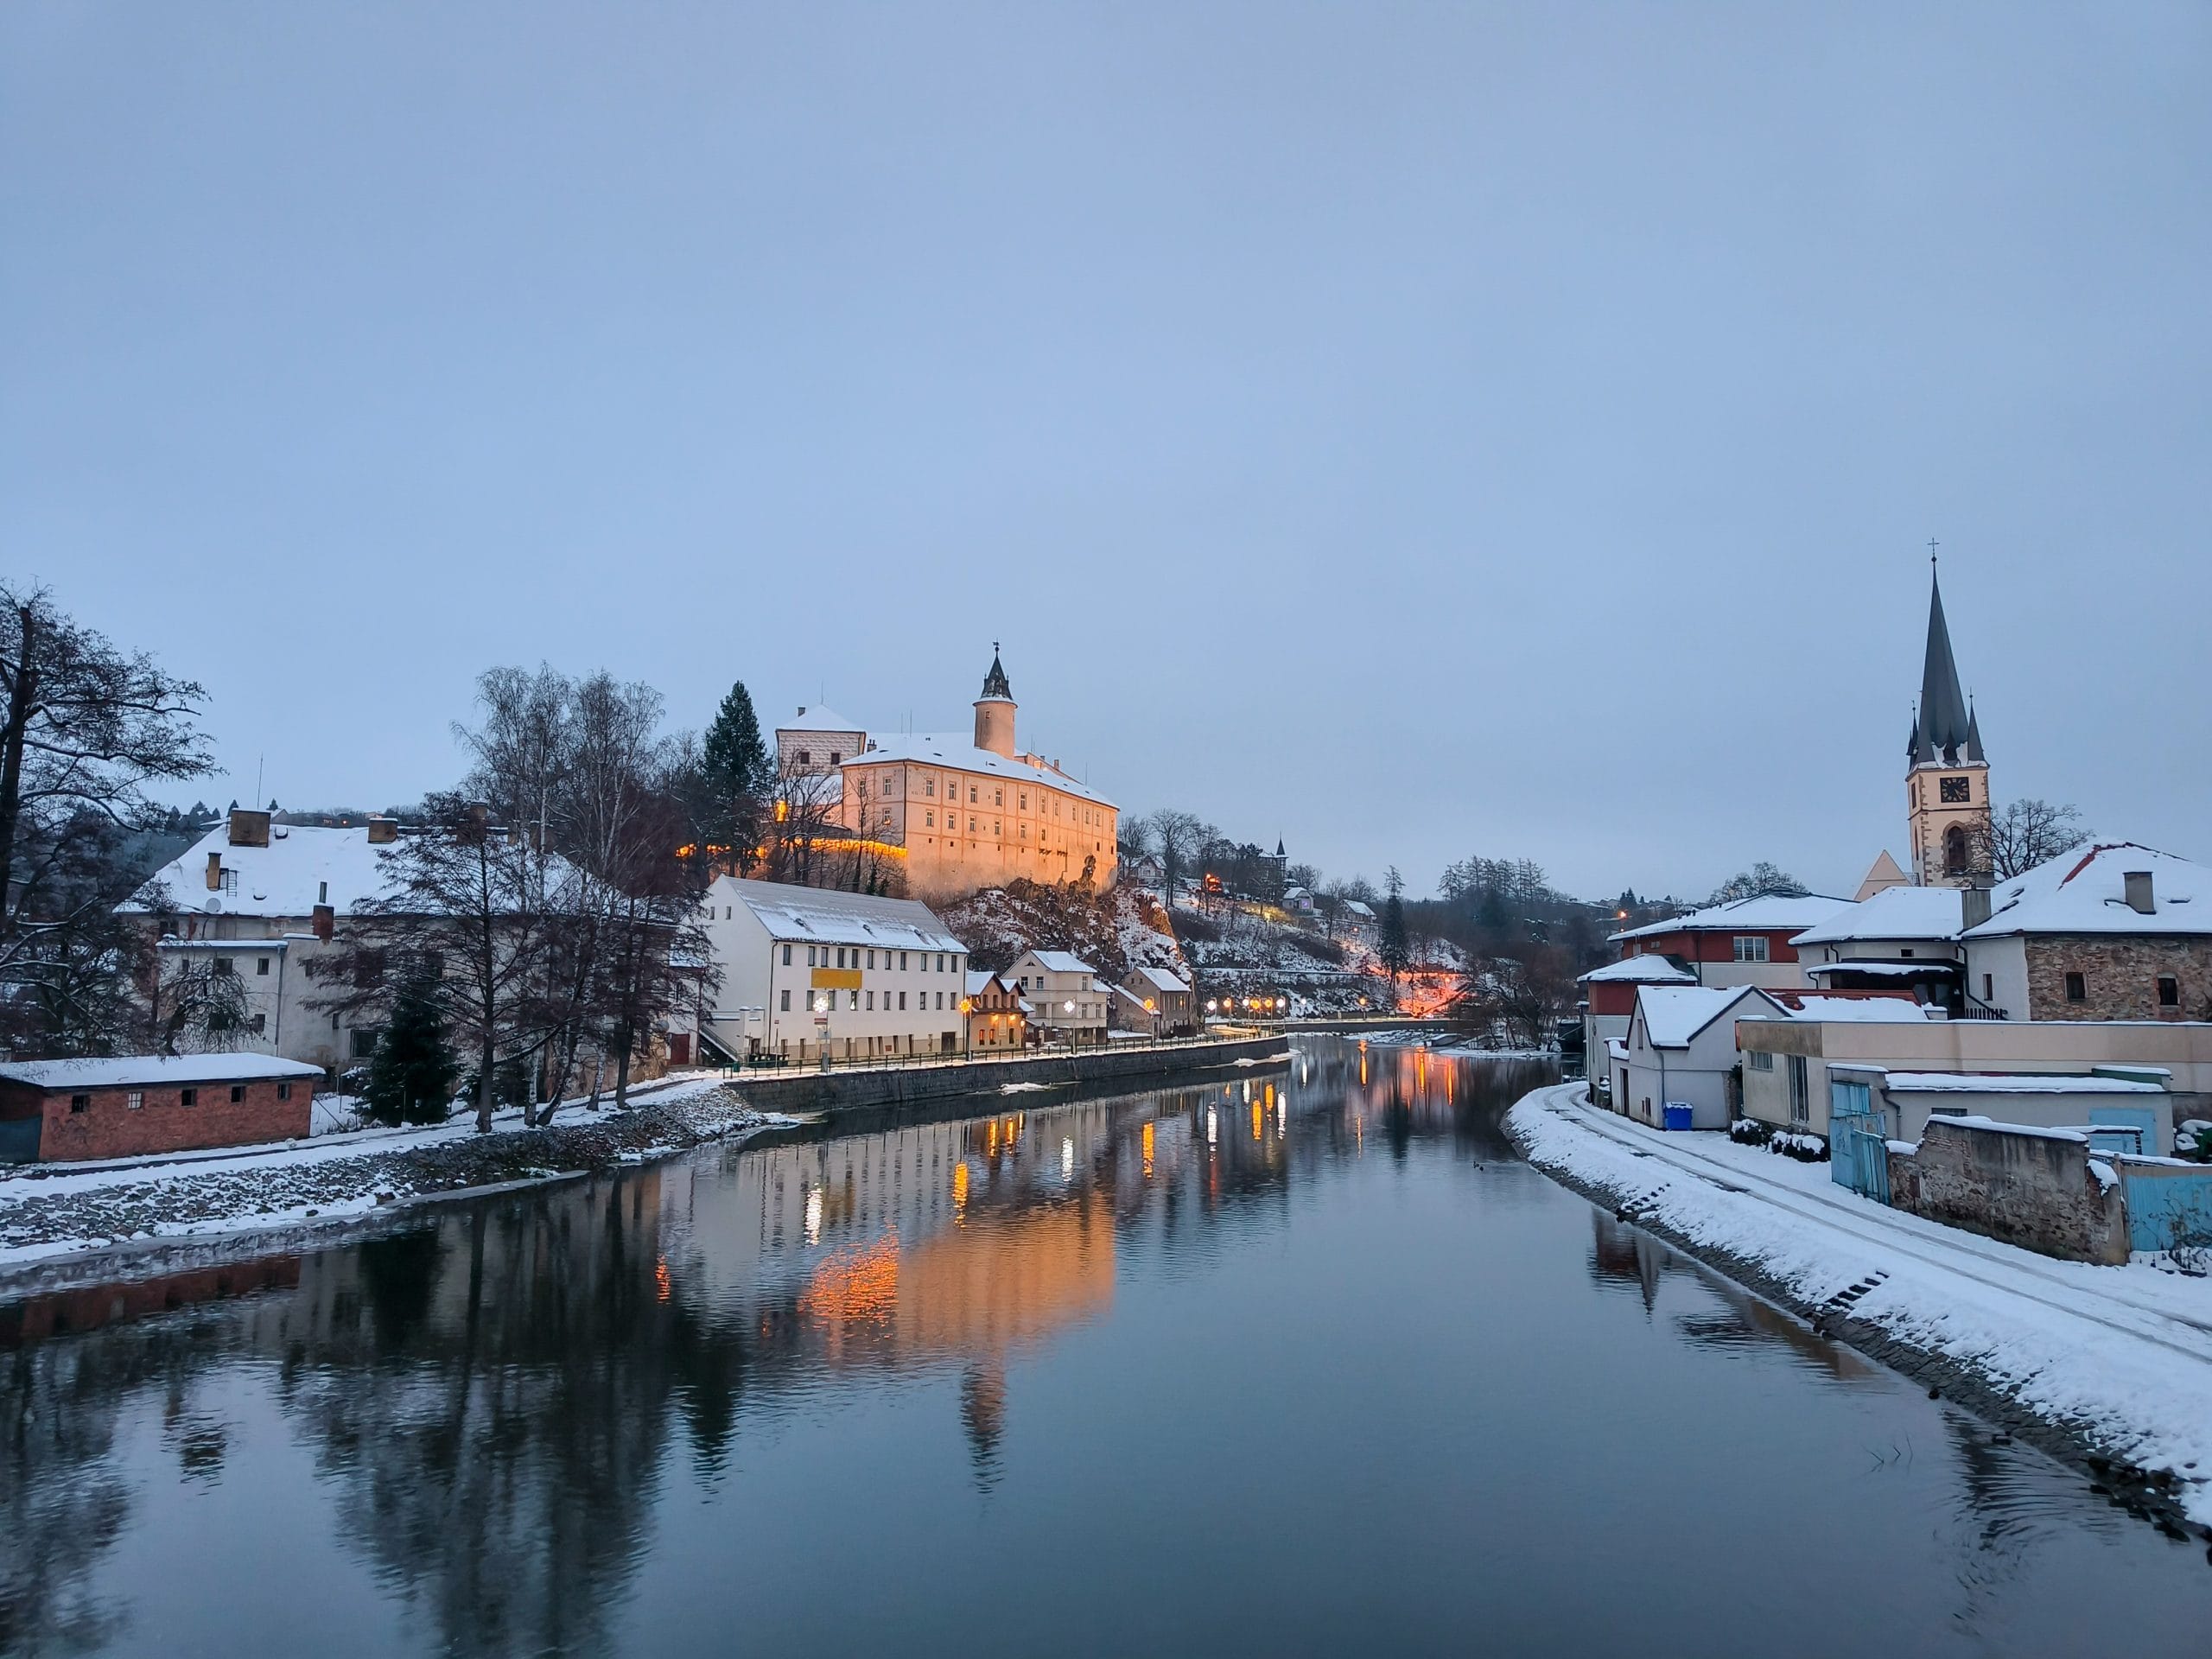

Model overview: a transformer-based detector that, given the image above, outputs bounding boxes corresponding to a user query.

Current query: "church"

[775,650,1120,903]
[1855,560,1993,899]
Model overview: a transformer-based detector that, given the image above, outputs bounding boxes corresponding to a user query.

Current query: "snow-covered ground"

[0,1073,785,1276]
[1510,1082,2212,1523]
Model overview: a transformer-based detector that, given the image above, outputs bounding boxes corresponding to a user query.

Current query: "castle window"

[798,749,810,766]
[1940,775,1971,804]
[2064,971,2087,1002]
[925,779,935,797]
[2158,975,2180,1007]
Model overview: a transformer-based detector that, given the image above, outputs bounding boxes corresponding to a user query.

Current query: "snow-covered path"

[1509,1082,2212,1522]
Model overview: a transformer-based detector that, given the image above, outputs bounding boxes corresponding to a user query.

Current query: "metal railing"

[706,1026,1277,1078]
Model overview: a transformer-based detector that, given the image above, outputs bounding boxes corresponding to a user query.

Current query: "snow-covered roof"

[1578,957,1695,986]
[1885,1071,2166,1095]
[1961,842,2211,940]
[1804,961,1947,978]
[965,969,999,996]
[1611,893,1850,942]
[778,705,865,734]
[1790,884,1964,945]
[1777,995,1934,1024]
[126,824,405,921]
[1019,950,1096,976]
[0,1052,323,1089]
[1633,984,1780,1048]
[1343,900,1375,918]
[843,733,1114,807]
[1126,963,1192,993]
[1605,1039,1629,1060]
[715,876,963,952]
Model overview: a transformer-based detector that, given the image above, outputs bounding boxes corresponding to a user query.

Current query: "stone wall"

[2024,934,2212,1022]
[1886,1116,2129,1265]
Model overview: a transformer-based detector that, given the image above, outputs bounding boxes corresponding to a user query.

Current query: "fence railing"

[702,1027,1279,1079]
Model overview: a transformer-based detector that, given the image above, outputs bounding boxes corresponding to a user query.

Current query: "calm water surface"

[3,1039,2209,1657]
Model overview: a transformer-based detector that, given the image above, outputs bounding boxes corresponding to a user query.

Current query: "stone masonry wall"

[1888,1116,2129,1265]
[2024,934,2212,1022]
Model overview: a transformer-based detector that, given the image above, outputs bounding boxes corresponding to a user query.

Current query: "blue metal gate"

[1828,1080,1890,1205]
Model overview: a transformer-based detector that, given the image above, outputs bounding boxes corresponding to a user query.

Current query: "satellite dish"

[204,898,222,914]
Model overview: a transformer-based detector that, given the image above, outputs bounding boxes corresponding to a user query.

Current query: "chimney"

[227,807,271,847]
[312,903,334,943]
[1961,885,1992,931]
[2124,870,2155,915]
[366,816,398,845]
[205,852,223,891]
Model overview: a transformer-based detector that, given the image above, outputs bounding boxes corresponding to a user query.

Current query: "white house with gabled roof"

[698,876,969,1064]
[1616,983,1789,1131]
[1009,950,1109,1045]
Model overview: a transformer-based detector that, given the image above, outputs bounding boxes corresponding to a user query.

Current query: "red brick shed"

[0,1054,320,1164]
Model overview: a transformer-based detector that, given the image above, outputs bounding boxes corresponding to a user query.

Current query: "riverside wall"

[726,1033,1293,1121]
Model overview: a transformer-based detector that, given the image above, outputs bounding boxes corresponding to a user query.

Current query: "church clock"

[1939,775,1971,804]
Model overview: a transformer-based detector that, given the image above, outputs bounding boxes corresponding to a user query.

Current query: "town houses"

[1580,559,2212,1266]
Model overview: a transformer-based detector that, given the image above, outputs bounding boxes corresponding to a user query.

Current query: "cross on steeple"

[1928,537,1939,566]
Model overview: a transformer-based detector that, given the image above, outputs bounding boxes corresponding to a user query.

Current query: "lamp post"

[814,993,831,1071]
[1064,998,1077,1052]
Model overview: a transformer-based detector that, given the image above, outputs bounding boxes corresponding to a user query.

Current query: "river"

[1,1038,2206,1657]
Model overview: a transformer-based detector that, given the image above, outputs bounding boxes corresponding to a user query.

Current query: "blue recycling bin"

[1662,1103,1694,1132]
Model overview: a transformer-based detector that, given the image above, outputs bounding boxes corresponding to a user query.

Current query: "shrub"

[1729,1117,1774,1147]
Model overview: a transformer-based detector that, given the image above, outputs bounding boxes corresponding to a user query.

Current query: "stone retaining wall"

[1887,1116,2129,1265]
[726,1033,1292,1121]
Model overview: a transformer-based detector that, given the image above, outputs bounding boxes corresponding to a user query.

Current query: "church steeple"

[1909,563,1977,766]
[1902,548,1993,888]
[979,645,1013,703]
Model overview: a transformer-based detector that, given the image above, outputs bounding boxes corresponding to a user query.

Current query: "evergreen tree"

[1379,866,1410,990]
[362,977,459,1127]
[702,681,770,867]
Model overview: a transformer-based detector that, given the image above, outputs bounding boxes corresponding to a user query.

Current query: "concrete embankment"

[727,1033,1292,1121]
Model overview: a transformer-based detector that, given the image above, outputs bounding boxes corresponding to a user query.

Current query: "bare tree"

[0,586,210,1055]
[1976,798,2091,880]
[151,957,251,1056]
[1454,944,1572,1050]
[1141,809,1208,899]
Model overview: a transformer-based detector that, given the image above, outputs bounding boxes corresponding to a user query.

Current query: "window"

[1786,1055,1809,1124]
[1939,775,1971,804]
[1943,824,1969,876]
[2158,975,2180,1007]
[1732,936,1770,963]
[2064,971,2087,1002]
[829,751,841,766]
[230,1085,245,1103]
[969,785,977,804]
[866,991,874,1011]
[256,956,270,976]
[925,778,936,797]
[847,989,858,1010]
[925,810,935,828]
[1747,1051,1775,1071]
[807,946,817,967]
[994,788,1003,806]
[68,1092,89,1114]
[351,1027,379,1059]
[213,956,234,976]
[219,868,238,894]
[899,953,908,970]
[248,1013,266,1035]
[1982,974,1994,1002]
[125,1090,143,1110]
[936,954,945,971]
[782,944,792,966]
[277,1083,292,1101]
[181,1088,198,1107]
[798,749,811,766]
[780,988,791,1012]
[866,950,875,969]
[899,992,906,1010]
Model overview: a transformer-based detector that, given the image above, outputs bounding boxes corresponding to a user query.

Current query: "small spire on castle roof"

[979,645,1013,702]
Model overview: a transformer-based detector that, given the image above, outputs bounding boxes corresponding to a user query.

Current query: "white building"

[1577,955,1695,1102]
[1615,984,1789,1131]
[124,808,410,1071]
[1789,884,1968,1011]
[1009,950,1109,1046]
[698,877,969,1063]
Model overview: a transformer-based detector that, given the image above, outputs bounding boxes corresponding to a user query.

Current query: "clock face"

[1939,775,1971,804]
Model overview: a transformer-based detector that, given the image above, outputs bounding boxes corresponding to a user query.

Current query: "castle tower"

[973,645,1016,759]
[1904,560,1991,887]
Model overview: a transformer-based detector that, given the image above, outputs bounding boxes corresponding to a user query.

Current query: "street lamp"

[1064,998,1077,1051]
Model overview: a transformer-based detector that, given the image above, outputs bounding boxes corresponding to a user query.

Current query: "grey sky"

[6,3,2207,903]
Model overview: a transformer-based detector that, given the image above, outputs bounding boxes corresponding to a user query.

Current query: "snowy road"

[1510,1083,2212,1523]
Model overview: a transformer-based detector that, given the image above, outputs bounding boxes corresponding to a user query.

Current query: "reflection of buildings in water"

[0,1254,301,1347]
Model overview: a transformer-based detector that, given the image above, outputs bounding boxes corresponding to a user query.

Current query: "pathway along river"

[3,1039,2209,1657]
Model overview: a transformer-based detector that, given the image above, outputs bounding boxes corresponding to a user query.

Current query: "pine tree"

[702,681,769,868]
[362,977,459,1127]
[1379,866,1410,991]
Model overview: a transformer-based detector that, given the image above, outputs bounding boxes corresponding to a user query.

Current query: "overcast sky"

[5,3,2208,903]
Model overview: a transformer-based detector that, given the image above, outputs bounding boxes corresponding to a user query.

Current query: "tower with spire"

[1904,553,1992,887]
[973,643,1016,758]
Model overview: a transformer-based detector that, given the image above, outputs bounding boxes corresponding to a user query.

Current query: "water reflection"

[0,1041,2203,1658]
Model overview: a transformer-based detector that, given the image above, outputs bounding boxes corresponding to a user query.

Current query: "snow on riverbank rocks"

[1508,1083,2212,1531]
[0,1077,786,1280]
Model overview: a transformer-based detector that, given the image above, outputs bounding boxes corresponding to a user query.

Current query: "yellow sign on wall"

[810,969,863,991]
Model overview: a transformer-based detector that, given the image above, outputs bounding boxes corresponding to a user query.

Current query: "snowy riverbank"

[1508,1082,2212,1533]
[0,1074,791,1284]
